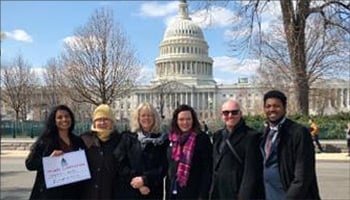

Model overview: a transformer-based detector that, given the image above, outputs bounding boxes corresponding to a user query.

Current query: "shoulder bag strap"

[225,139,243,165]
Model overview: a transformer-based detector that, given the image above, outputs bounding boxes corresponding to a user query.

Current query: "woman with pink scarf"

[166,104,213,200]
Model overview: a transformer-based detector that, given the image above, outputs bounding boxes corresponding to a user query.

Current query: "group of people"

[25,90,321,200]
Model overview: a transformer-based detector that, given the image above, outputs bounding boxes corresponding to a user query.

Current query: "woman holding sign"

[25,105,86,199]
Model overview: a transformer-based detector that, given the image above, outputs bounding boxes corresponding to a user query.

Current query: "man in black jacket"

[261,90,321,200]
[210,100,264,200]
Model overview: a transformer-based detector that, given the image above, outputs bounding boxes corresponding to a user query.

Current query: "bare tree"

[152,80,181,117]
[42,57,62,106]
[202,0,350,115]
[255,15,349,114]
[60,8,140,105]
[257,17,348,81]
[0,54,37,121]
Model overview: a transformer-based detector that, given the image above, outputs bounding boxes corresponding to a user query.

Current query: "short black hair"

[263,90,287,108]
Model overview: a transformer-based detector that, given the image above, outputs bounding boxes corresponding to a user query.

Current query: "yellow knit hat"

[93,104,114,122]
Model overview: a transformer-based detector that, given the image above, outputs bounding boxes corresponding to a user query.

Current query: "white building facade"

[113,1,350,120]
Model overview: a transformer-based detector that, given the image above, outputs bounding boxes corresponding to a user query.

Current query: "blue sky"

[1,1,266,85]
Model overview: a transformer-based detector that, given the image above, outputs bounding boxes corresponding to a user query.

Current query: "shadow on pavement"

[0,187,31,200]
[0,171,24,177]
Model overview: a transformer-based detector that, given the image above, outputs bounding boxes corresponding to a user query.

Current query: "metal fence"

[1,119,346,139]
[0,120,130,138]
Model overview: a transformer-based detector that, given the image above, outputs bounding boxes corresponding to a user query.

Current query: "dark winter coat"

[25,133,85,200]
[210,119,264,200]
[261,118,321,200]
[113,131,168,200]
[80,130,121,199]
[166,132,213,200]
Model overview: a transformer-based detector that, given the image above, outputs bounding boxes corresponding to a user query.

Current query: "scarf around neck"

[168,130,196,187]
[91,126,112,142]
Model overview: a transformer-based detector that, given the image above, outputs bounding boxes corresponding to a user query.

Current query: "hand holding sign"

[43,150,91,188]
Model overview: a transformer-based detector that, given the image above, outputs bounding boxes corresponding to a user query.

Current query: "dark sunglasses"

[222,110,240,116]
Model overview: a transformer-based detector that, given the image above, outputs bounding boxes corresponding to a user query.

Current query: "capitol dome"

[163,6,204,40]
[153,0,215,86]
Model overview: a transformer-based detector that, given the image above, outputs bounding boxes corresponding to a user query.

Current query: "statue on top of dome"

[179,0,190,20]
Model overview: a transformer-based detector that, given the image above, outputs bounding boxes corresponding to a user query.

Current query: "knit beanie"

[93,104,114,122]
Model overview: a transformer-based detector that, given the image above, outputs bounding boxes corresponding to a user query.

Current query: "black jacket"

[211,119,264,200]
[261,118,321,200]
[166,132,213,200]
[80,130,121,199]
[114,131,168,200]
[25,133,85,200]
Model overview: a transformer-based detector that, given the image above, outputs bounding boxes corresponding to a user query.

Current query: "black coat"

[210,120,264,200]
[113,131,168,200]
[80,130,121,199]
[261,118,321,200]
[166,132,213,200]
[25,134,86,200]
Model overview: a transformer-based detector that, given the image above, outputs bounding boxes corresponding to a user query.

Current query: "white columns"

[191,91,194,108]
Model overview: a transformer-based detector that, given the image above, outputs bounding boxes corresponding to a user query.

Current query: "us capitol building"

[115,0,350,120]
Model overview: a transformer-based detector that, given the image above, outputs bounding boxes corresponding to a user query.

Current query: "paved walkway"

[1,138,349,161]
[1,150,349,161]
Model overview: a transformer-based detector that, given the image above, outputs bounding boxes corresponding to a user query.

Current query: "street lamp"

[208,97,213,119]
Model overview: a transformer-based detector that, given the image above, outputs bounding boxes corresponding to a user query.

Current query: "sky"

[1,0,274,85]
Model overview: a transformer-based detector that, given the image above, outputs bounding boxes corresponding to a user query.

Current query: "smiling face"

[221,100,242,130]
[264,98,286,125]
[94,118,113,130]
[177,110,193,133]
[138,108,154,133]
[55,110,72,132]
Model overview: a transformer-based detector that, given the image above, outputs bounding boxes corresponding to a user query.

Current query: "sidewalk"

[1,150,349,162]
[315,152,350,161]
[1,150,30,158]
[1,138,349,161]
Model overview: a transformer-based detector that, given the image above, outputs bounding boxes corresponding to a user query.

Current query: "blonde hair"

[129,102,161,133]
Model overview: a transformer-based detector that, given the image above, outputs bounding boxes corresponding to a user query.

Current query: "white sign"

[43,150,91,189]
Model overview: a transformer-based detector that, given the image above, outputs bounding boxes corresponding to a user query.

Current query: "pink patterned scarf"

[169,130,196,187]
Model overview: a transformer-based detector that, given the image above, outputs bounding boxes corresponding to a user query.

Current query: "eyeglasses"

[222,110,240,116]
[95,118,111,123]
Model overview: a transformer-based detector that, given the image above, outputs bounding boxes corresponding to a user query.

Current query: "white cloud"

[62,36,79,46]
[165,5,236,30]
[31,67,45,84]
[139,1,178,17]
[136,66,154,85]
[31,67,45,75]
[213,56,260,75]
[140,2,235,30]
[214,77,232,85]
[191,6,236,29]
[223,28,251,40]
[4,29,33,43]
[62,35,100,51]
[62,36,85,51]
[222,2,282,41]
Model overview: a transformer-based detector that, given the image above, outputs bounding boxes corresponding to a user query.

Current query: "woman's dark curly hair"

[170,104,201,134]
[39,105,75,142]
